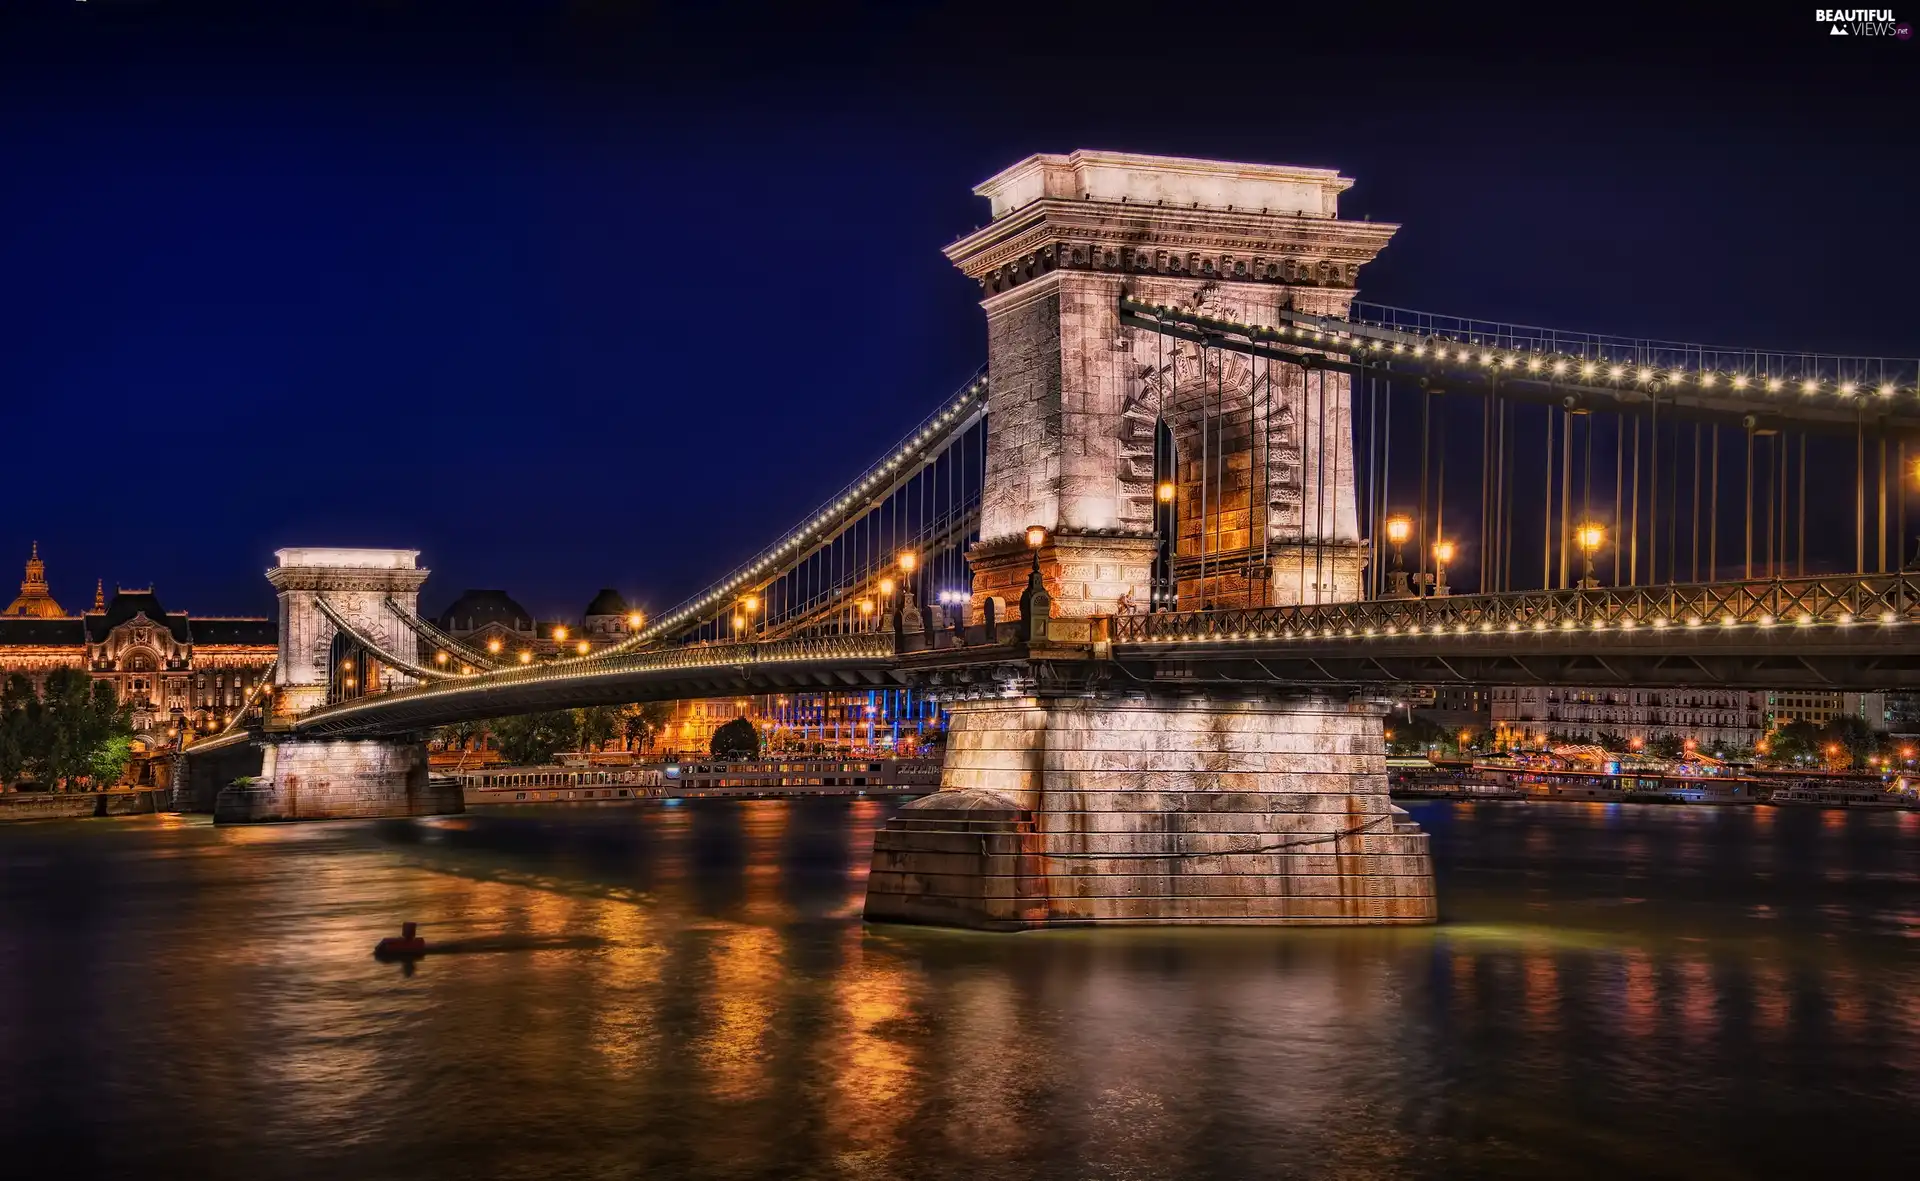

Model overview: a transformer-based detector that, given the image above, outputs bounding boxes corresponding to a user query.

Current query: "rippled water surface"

[1,798,1916,1180]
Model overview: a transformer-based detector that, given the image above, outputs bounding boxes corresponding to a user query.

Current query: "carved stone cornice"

[946,198,1399,299]
[267,567,430,594]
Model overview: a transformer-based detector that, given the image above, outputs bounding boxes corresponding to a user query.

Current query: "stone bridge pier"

[207,548,461,824]
[866,151,1435,928]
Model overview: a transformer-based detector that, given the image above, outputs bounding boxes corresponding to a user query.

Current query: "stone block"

[214,736,462,823]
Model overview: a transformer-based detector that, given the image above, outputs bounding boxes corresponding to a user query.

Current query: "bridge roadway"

[294,573,1920,738]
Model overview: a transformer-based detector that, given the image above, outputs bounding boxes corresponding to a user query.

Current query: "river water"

[0,799,1915,1180]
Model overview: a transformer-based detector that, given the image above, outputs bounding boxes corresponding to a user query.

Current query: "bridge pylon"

[193,548,462,823]
[868,151,1433,928]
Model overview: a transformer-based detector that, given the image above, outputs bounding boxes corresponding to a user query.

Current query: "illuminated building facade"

[0,548,276,752]
[1764,690,1886,730]
[1489,685,1886,753]
[1491,686,1766,752]
[653,691,947,758]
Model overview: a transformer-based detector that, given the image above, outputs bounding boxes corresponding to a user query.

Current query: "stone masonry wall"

[214,737,460,823]
[979,283,1065,544]
[866,692,1435,928]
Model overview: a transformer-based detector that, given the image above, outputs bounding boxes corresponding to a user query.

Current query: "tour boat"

[1768,781,1915,809]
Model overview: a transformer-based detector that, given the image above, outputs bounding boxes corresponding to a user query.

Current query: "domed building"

[3,543,67,619]
[582,588,636,640]
[435,589,544,659]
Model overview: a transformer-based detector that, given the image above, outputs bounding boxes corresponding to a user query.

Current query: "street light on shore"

[1431,538,1454,596]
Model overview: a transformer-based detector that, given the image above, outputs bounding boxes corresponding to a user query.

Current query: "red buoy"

[373,922,427,958]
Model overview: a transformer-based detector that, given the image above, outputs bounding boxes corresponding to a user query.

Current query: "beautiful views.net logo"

[1817,8,1913,34]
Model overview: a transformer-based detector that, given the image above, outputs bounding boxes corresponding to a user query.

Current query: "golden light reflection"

[825,932,918,1162]
[693,924,780,1104]
[584,902,664,1078]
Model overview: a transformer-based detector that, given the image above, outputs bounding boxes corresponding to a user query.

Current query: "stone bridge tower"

[865,152,1433,930]
[945,150,1397,611]
[266,548,429,724]
[193,547,459,824]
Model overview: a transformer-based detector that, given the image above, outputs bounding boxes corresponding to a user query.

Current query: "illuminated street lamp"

[575,640,590,656]
[1385,514,1412,569]
[1431,538,1455,596]
[1157,481,1175,504]
[1383,514,1414,597]
[434,651,449,666]
[486,637,503,655]
[897,552,917,575]
[1575,522,1607,588]
[627,611,644,630]
[553,625,569,643]
[518,651,532,664]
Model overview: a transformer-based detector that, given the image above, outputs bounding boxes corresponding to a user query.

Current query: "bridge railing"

[1341,301,1919,391]
[1110,574,1920,645]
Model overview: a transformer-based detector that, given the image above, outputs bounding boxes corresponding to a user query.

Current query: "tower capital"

[945,149,1397,304]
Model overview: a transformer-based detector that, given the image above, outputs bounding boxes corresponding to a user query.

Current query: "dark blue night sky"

[4,2,1915,620]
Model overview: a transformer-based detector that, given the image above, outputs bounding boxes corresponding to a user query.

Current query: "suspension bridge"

[185,150,1920,930]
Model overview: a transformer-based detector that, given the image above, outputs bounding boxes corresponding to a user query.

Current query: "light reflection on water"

[0,798,1915,1180]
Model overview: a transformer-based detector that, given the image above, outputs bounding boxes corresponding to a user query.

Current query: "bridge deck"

[289,575,1920,737]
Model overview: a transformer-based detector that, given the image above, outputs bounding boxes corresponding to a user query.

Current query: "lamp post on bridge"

[1575,523,1607,589]
[1154,480,1176,611]
[1384,514,1413,598]
[895,551,923,635]
[1430,539,1454,598]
